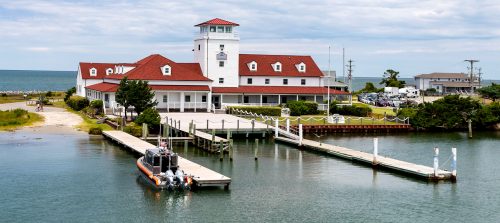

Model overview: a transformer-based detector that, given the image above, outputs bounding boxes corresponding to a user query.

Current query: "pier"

[102,130,231,188]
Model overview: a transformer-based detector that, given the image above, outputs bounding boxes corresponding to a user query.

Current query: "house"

[414,72,480,94]
[76,18,349,112]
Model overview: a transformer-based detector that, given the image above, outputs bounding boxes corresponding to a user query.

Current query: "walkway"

[0,102,82,128]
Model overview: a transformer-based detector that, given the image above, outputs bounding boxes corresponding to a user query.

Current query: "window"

[273,62,282,72]
[225,26,232,33]
[106,68,113,75]
[265,79,270,84]
[219,78,224,84]
[185,95,191,102]
[248,61,257,71]
[163,95,168,103]
[209,26,216,32]
[251,64,256,70]
[296,62,306,72]
[90,68,97,76]
[244,96,249,103]
[217,26,224,33]
[276,64,281,71]
[161,65,171,75]
[247,78,253,84]
[301,79,306,85]
[219,44,224,51]
[198,44,200,50]
[219,61,224,67]
[283,79,288,85]
[202,95,207,102]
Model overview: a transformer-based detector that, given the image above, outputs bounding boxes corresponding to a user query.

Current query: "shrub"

[64,87,76,102]
[134,107,160,128]
[90,100,104,115]
[330,103,372,117]
[1,93,6,97]
[124,124,143,137]
[286,101,319,116]
[66,95,89,111]
[45,91,53,97]
[88,127,103,135]
[227,106,281,116]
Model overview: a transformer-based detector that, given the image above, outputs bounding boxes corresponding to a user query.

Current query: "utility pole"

[464,59,479,93]
[342,48,345,84]
[346,59,354,104]
[327,45,331,116]
[477,67,482,88]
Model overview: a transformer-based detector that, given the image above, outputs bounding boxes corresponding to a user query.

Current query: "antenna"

[464,59,479,93]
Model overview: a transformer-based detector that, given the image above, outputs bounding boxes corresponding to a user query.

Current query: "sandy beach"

[0,102,83,133]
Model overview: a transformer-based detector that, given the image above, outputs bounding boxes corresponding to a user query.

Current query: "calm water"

[0,130,499,222]
[0,70,497,92]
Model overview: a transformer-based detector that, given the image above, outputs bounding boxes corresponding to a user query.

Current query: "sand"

[0,101,84,133]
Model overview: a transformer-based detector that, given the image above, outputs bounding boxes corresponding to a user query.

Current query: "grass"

[0,94,25,104]
[52,101,113,132]
[0,109,44,131]
[0,92,65,104]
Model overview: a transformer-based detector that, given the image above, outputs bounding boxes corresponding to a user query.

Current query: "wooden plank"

[275,136,452,180]
[103,131,231,186]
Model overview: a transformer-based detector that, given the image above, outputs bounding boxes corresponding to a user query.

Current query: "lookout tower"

[194,18,240,87]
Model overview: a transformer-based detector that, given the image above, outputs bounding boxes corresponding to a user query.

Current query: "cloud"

[0,0,499,79]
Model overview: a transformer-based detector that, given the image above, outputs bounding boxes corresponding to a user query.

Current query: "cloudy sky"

[0,0,499,79]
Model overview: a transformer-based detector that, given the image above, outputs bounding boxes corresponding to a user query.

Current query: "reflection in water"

[136,176,193,209]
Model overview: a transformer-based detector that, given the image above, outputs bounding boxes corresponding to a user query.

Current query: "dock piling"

[286,118,290,133]
[433,147,439,177]
[254,138,259,160]
[229,139,234,161]
[451,147,457,179]
[298,124,303,146]
[373,138,378,165]
[219,139,224,161]
[184,140,188,153]
[275,119,279,138]
[211,129,215,150]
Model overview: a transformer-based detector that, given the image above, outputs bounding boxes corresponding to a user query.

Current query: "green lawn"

[0,109,44,131]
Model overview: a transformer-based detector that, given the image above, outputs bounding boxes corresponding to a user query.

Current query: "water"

[0,70,75,91]
[0,130,499,222]
[0,69,497,92]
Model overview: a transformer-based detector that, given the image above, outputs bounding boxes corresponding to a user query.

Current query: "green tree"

[477,83,500,102]
[115,77,132,121]
[64,87,76,102]
[129,80,157,116]
[356,82,380,93]
[135,107,161,129]
[380,69,406,88]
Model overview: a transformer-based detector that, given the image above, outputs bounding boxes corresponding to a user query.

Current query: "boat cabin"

[143,148,179,174]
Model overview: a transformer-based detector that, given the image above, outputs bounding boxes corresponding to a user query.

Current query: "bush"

[66,95,89,111]
[88,127,103,135]
[45,91,53,97]
[90,100,104,115]
[286,101,319,116]
[134,108,160,128]
[124,124,143,137]
[330,103,372,117]
[64,87,76,102]
[227,106,281,116]
[1,93,6,97]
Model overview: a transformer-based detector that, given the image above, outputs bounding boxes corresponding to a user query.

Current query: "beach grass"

[0,109,44,131]
[52,101,113,132]
[0,94,25,104]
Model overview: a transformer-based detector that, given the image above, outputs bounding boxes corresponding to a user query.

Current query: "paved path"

[0,102,82,128]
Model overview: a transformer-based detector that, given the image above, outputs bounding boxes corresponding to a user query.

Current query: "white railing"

[222,103,280,109]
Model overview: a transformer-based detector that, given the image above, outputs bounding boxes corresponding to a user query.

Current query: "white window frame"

[219,78,224,84]
[273,62,282,72]
[296,62,306,72]
[247,78,253,85]
[248,61,257,71]
[161,65,171,76]
[90,68,97,76]
[265,79,270,85]
[106,68,113,75]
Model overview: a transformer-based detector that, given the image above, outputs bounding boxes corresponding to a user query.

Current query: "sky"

[0,0,499,79]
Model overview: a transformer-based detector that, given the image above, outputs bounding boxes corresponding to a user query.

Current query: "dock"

[102,130,231,188]
[275,136,454,181]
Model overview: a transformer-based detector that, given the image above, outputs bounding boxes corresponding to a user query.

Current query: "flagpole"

[327,45,331,117]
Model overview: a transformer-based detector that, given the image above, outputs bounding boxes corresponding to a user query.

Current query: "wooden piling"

[254,138,259,160]
[229,139,234,161]
[219,139,224,161]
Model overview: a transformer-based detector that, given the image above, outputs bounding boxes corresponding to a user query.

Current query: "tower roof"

[195,18,239,27]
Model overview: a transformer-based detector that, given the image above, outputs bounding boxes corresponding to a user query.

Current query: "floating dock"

[275,136,454,181]
[103,130,231,188]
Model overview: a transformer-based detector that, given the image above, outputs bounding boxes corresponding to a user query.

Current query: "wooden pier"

[275,136,454,181]
[102,130,231,188]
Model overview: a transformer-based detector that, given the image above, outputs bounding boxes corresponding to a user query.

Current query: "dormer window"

[273,62,282,72]
[248,61,257,71]
[161,65,171,76]
[90,68,97,76]
[106,68,113,75]
[296,62,306,72]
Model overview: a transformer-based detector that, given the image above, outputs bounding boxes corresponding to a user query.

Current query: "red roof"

[195,18,239,27]
[239,54,323,77]
[85,82,119,92]
[212,86,349,95]
[80,54,211,82]
[85,83,210,92]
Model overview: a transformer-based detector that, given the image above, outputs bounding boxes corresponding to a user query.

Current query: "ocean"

[0,70,497,92]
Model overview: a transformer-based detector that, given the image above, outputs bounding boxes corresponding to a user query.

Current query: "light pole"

[327,45,331,117]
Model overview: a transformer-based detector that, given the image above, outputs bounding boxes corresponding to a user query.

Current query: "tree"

[477,83,500,102]
[135,107,161,129]
[356,82,380,93]
[64,87,76,102]
[115,77,132,121]
[129,80,157,116]
[380,69,406,88]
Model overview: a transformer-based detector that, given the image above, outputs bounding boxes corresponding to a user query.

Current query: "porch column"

[194,92,197,112]
[167,92,170,112]
[278,94,281,104]
[314,95,317,103]
[180,92,185,112]
[207,91,212,111]
[260,95,263,106]
[296,95,299,101]
[221,94,224,107]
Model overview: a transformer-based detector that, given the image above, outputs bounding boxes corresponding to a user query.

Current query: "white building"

[414,72,480,94]
[76,18,348,112]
